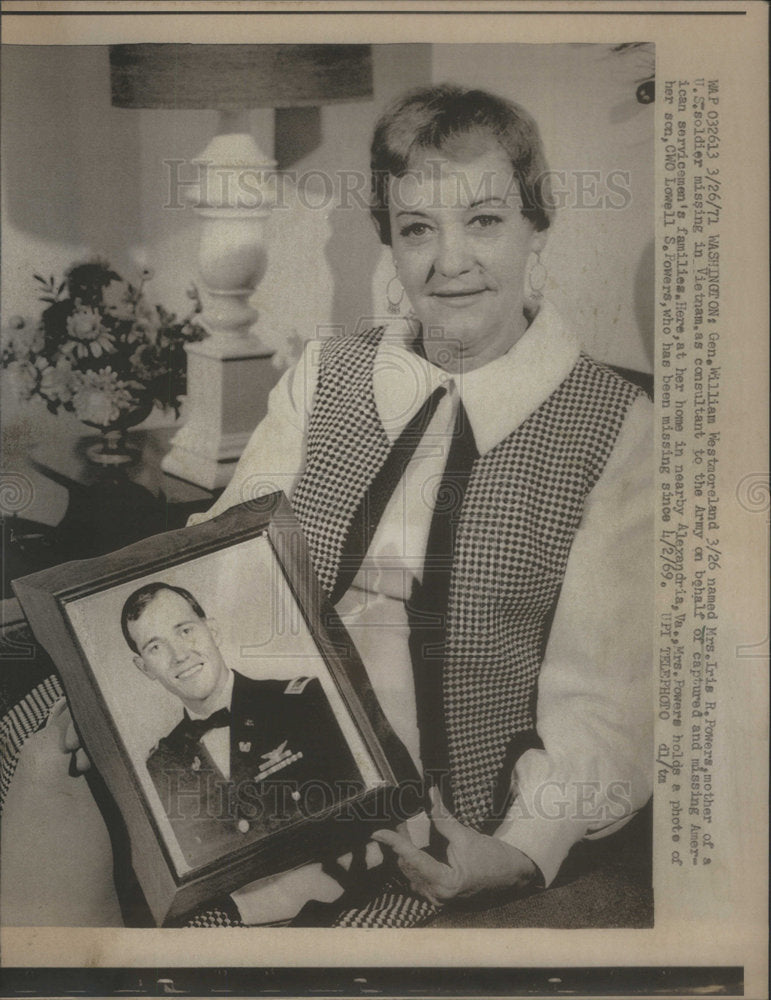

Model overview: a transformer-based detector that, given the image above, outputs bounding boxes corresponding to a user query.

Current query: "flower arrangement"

[2,258,207,429]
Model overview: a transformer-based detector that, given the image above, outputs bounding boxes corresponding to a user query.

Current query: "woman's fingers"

[371,827,418,858]
[62,719,81,753]
[373,828,447,905]
[52,701,75,755]
[372,829,450,885]
[51,702,92,772]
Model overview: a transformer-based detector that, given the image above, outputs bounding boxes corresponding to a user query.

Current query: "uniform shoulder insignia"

[284,676,314,695]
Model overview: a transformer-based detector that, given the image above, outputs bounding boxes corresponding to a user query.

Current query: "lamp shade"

[110,43,372,109]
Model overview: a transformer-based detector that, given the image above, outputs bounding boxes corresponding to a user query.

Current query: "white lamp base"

[161,336,279,490]
[161,129,280,490]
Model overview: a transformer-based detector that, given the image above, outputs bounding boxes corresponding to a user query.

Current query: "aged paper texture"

[0,2,767,998]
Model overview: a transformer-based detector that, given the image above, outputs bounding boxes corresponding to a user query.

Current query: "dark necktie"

[330,385,447,605]
[183,706,231,742]
[407,397,479,815]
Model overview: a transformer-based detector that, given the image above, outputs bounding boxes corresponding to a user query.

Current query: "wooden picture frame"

[13,494,421,926]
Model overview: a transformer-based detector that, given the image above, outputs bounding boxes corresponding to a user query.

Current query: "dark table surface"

[28,426,214,506]
[4,427,219,596]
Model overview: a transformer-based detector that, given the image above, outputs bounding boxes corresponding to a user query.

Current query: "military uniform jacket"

[146,671,363,870]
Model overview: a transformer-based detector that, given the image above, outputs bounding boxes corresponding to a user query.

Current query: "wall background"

[1,42,653,525]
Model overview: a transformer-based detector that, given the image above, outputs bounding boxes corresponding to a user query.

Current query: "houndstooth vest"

[291,327,642,831]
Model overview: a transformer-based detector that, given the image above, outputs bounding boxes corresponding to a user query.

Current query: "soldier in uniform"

[122,581,364,870]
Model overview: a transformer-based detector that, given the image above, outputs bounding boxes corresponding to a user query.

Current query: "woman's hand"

[51,698,91,773]
[372,787,538,907]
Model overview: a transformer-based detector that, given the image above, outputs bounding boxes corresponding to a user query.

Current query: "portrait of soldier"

[121,581,364,869]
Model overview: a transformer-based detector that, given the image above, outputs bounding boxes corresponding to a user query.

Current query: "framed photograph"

[12,494,421,926]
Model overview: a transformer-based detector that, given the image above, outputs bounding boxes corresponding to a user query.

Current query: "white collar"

[373,300,581,455]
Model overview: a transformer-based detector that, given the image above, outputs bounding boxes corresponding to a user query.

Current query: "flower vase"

[82,396,154,466]
[84,426,137,466]
[1,259,206,476]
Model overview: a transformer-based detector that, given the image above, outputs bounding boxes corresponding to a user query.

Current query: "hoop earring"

[386,267,404,315]
[527,252,547,301]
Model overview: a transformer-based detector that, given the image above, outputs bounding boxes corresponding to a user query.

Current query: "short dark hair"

[370,83,553,245]
[121,582,206,655]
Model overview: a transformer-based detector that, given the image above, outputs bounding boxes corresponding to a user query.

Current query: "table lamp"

[110,43,373,488]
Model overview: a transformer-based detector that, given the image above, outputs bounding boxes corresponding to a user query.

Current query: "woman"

[192,83,653,925]
[2,84,652,929]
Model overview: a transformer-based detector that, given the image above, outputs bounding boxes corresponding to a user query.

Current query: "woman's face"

[388,143,546,372]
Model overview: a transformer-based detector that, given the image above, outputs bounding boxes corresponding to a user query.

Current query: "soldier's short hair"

[121,582,206,655]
